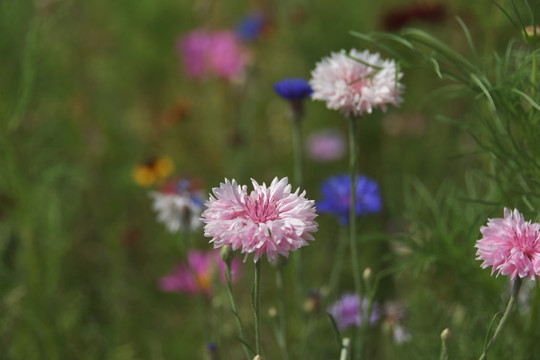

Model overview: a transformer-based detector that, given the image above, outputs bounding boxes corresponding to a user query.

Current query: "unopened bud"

[253,355,263,360]
[441,328,450,342]
[523,25,540,45]
[220,245,234,264]
[268,307,277,318]
[362,267,372,283]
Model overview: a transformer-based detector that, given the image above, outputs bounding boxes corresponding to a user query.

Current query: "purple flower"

[274,78,314,101]
[306,129,346,162]
[327,293,381,331]
[475,208,540,280]
[317,174,382,225]
[201,177,318,263]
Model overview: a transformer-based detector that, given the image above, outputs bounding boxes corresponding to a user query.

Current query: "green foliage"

[1,0,539,359]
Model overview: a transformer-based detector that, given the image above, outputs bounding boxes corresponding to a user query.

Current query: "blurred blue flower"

[236,13,266,42]
[317,174,382,225]
[273,78,313,101]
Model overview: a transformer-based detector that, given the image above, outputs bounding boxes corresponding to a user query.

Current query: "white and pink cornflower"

[178,29,250,81]
[310,49,404,117]
[475,208,540,280]
[149,177,205,233]
[158,250,241,297]
[201,177,318,263]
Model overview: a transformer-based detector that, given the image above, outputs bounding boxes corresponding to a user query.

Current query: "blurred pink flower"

[476,208,540,280]
[306,129,346,162]
[310,49,404,117]
[201,177,318,263]
[158,250,241,296]
[178,29,249,81]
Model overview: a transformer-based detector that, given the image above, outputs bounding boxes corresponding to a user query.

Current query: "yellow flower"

[132,156,174,187]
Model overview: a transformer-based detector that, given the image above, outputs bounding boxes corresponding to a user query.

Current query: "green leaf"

[470,73,496,110]
[512,88,540,110]
[326,313,342,350]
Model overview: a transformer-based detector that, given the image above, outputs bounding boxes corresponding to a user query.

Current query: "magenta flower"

[310,49,404,117]
[158,250,241,296]
[201,177,318,263]
[178,29,249,81]
[475,208,540,280]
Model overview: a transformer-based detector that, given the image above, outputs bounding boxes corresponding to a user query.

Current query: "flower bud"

[220,245,234,264]
[362,267,372,283]
[440,328,450,342]
[523,25,540,45]
[268,307,277,318]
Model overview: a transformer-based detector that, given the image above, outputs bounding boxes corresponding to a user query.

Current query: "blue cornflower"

[317,174,382,225]
[273,78,314,101]
[236,13,266,42]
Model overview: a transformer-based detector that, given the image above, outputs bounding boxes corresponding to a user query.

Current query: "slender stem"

[291,107,304,188]
[348,115,363,354]
[276,266,290,360]
[340,337,351,360]
[254,261,263,356]
[478,278,522,360]
[225,262,252,360]
[291,107,305,323]
[439,329,450,360]
[328,226,348,298]
[359,274,376,359]
[531,52,537,101]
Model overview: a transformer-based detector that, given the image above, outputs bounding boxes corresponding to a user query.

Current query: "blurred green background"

[1,0,539,359]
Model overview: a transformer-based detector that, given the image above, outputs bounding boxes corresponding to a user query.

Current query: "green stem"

[292,107,304,188]
[532,52,537,101]
[276,266,290,360]
[348,115,363,354]
[254,261,263,356]
[291,107,305,324]
[340,337,351,360]
[328,226,348,298]
[225,262,252,360]
[359,273,377,359]
[478,278,522,360]
[439,329,450,360]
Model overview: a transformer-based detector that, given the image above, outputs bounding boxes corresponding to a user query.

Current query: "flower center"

[244,195,279,223]
[347,77,370,96]
[196,271,212,292]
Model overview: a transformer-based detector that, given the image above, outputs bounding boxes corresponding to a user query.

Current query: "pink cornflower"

[310,49,404,117]
[178,29,249,81]
[475,208,540,280]
[158,250,241,297]
[201,177,318,263]
[306,129,346,162]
